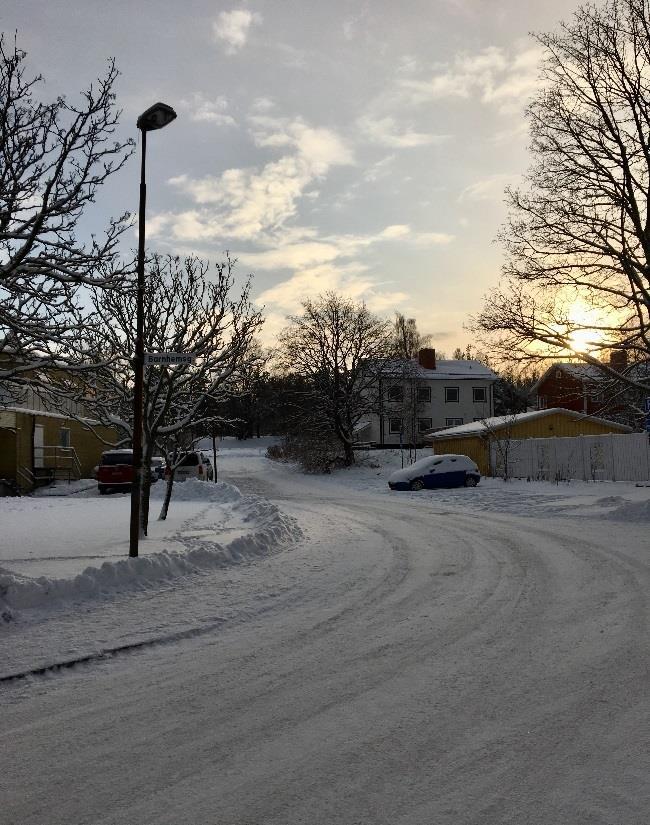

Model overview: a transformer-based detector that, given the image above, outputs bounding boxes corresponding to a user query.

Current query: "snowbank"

[149,478,242,503]
[0,479,301,622]
[602,498,650,522]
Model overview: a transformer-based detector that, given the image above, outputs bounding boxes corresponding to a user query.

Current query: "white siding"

[363,377,494,445]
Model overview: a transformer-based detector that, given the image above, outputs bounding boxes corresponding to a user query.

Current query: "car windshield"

[101,453,133,466]
[411,456,438,471]
[179,453,199,467]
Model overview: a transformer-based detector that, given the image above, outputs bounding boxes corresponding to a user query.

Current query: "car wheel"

[464,475,478,487]
[98,486,107,495]
[410,478,425,491]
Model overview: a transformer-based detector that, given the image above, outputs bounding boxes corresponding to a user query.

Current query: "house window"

[59,428,71,448]
[388,418,403,434]
[417,418,433,433]
[445,418,463,427]
[387,385,404,402]
[555,369,563,379]
[538,395,547,409]
[416,386,431,403]
[472,387,487,403]
[445,387,459,403]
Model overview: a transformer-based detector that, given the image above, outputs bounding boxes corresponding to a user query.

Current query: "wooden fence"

[490,432,650,482]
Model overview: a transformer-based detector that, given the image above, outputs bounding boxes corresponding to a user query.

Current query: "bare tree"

[0,34,133,388]
[472,0,650,399]
[391,313,433,359]
[64,254,262,531]
[479,414,521,481]
[277,293,393,466]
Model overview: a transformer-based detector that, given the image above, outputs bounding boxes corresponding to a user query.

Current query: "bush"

[267,433,346,473]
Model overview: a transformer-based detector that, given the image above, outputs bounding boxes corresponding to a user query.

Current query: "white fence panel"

[489,432,650,482]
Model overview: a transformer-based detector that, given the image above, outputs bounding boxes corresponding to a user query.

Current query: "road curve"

[2,468,649,825]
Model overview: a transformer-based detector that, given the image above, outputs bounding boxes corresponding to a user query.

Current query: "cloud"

[400,44,543,113]
[212,9,261,53]
[250,97,275,114]
[357,115,448,148]
[181,93,236,126]
[238,224,454,271]
[363,154,396,183]
[458,173,515,203]
[154,118,353,242]
[256,261,410,337]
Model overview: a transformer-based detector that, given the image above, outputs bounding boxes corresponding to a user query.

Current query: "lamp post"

[129,102,177,558]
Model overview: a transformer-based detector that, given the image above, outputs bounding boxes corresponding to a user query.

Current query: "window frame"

[472,386,487,403]
[444,386,460,403]
[445,417,464,427]
[388,418,403,434]
[386,385,404,403]
[416,386,431,403]
[417,417,433,433]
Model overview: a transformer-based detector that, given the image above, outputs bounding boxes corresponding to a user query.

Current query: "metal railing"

[16,466,35,491]
[33,445,83,483]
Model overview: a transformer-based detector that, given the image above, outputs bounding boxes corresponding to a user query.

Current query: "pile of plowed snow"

[0,479,301,622]
[149,478,242,503]
[601,498,650,521]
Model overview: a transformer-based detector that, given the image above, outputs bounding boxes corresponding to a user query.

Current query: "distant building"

[530,352,650,426]
[0,351,117,493]
[358,348,498,446]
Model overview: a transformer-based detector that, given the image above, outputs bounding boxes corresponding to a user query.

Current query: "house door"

[34,424,45,468]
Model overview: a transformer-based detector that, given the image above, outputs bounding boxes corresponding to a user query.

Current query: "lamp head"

[137,102,177,131]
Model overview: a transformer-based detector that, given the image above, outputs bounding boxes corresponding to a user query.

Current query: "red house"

[531,362,606,415]
[530,352,648,424]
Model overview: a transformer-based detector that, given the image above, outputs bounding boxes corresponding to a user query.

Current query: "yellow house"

[425,408,632,476]
[0,407,119,493]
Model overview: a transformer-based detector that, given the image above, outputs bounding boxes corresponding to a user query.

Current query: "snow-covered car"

[388,454,480,491]
[173,451,214,482]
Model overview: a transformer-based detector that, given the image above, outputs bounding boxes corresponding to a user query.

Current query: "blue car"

[388,454,480,491]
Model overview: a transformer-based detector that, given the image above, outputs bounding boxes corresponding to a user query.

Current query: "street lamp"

[129,102,177,558]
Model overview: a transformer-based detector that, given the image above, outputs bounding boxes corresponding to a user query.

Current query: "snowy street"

[2,443,649,824]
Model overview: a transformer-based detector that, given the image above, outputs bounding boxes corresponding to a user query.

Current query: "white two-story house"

[360,348,498,446]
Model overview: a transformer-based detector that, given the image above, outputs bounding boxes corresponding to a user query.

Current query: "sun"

[563,301,607,355]
[567,327,597,354]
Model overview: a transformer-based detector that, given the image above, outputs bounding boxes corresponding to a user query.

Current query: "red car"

[97,449,134,494]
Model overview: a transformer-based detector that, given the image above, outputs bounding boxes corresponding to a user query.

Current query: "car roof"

[412,453,471,466]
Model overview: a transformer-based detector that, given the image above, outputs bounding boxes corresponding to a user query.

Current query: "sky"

[5,0,584,351]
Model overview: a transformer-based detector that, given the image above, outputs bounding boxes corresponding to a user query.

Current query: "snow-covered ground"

[1,439,649,824]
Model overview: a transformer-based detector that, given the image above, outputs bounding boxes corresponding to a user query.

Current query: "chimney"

[418,348,436,370]
[609,350,628,371]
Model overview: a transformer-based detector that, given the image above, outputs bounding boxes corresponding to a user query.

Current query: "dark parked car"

[97,449,134,494]
[388,454,480,491]
[150,456,165,481]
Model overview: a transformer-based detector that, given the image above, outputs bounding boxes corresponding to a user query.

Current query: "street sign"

[144,352,195,366]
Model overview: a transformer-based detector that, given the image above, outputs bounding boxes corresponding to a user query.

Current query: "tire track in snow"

[0,617,228,684]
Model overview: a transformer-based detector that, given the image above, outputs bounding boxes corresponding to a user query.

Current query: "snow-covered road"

[2,446,649,824]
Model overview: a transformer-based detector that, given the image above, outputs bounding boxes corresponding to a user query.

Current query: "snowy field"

[2,439,649,824]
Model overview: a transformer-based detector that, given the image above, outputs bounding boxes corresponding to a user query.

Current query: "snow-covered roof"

[426,407,632,439]
[0,405,101,425]
[531,360,650,393]
[382,359,498,381]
